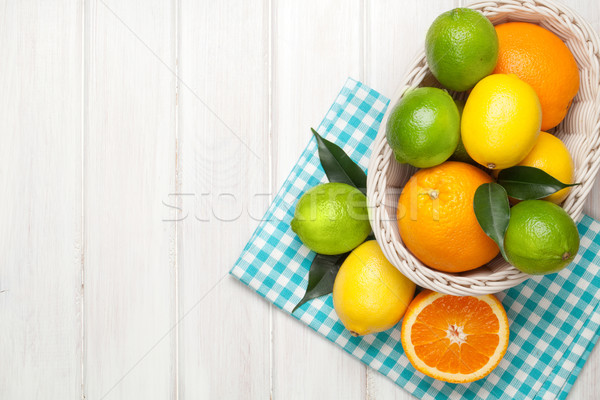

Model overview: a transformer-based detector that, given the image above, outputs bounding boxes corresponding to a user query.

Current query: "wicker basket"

[367,0,600,295]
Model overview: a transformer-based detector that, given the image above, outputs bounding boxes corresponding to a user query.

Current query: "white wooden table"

[1,1,599,399]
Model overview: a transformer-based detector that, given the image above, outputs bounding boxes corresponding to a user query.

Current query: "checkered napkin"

[230,78,600,400]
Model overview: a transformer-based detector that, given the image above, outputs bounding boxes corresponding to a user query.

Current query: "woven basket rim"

[367,0,600,296]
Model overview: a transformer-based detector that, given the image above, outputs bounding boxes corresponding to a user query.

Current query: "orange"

[493,22,580,130]
[401,290,510,383]
[397,161,499,273]
[496,131,574,204]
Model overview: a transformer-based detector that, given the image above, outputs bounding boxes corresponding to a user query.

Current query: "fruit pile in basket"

[290,8,583,384]
[388,8,580,276]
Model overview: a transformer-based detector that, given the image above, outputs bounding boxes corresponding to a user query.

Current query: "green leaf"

[473,183,510,260]
[311,128,367,194]
[497,166,579,200]
[292,252,349,312]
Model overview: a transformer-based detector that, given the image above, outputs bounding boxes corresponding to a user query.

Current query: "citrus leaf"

[292,252,349,313]
[311,128,367,194]
[497,166,579,200]
[473,183,510,260]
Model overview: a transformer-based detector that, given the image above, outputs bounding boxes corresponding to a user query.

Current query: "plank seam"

[268,0,275,398]
[361,2,372,399]
[360,0,369,83]
[174,0,181,398]
[81,0,88,398]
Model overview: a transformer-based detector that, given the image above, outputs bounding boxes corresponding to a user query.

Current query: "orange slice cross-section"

[401,290,510,383]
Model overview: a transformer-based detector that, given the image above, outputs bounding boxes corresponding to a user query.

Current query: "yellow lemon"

[508,131,574,204]
[462,74,541,169]
[332,240,416,336]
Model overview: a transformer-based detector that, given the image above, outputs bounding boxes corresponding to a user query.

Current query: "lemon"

[425,8,498,92]
[513,131,574,204]
[386,87,460,168]
[504,200,580,275]
[332,240,416,336]
[462,74,541,169]
[290,183,371,255]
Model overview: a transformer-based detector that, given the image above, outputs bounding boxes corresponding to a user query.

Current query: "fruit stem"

[349,331,360,337]
[487,163,496,169]
[562,252,571,260]
[428,189,439,200]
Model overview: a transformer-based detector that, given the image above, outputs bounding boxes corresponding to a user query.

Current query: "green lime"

[386,87,459,168]
[290,182,371,255]
[504,200,580,275]
[449,99,475,164]
[426,8,498,92]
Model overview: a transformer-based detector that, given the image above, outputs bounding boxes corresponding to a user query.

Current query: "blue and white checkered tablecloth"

[230,78,600,400]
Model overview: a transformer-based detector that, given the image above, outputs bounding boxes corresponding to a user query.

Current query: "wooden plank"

[365,0,457,398]
[176,0,272,398]
[272,0,363,186]
[270,1,367,399]
[364,0,456,98]
[0,1,83,398]
[571,1,600,224]
[568,0,600,396]
[83,1,176,398]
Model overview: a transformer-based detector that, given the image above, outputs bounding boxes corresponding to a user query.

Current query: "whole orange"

[493,22,579,130]
[397,161,498,273]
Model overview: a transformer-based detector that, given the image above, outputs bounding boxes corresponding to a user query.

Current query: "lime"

[449,99,474,164]
[386,87,459,168]
[426,8,498,91]
[452,137,471,163]
[504,200,580,275]
[333,240,416,336]
[290,182,371,255]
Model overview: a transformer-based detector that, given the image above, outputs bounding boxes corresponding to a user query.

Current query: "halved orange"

[401,290,509,383]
